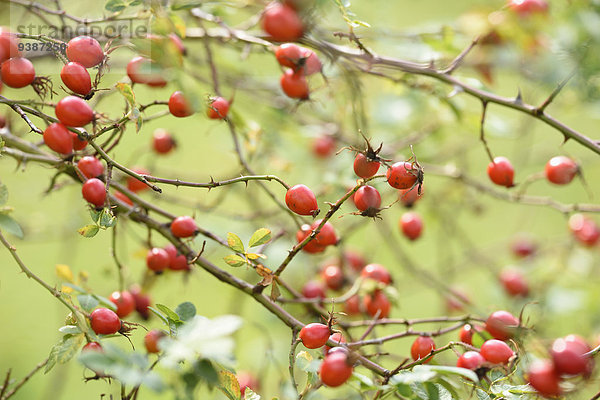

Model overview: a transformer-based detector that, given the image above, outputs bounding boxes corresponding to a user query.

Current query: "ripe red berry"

[126,167,150,193]
[400,212,423,241]
[0,30,20,64]
[319,350,353,387]
[168,91,193,118]
[511,235,536,258]
[108,291,135,318]
[280,69,309,99]
[285,184,318,216]
[82,341,103,352]
[411,336,436,363]
[480,339,514,364]
[487,157,514,187]
[129,284,151,319]
[71,131,88,150]
[387,161,419,190]
[527,360,561,397]
[164,244,189,271]
[353,153,380,178]
[60,62,91,96]
[77,156,104,179]
[206,96,230,119]
[508,0,549,16]
[551,335,592,376]
[545,156,578,185]
[1,57,35,88]
[66,36,104,68]
[485,310,519,340]
[399,184,424,207]
[301,280,326,299]
[113,191,133,207]
[275,43,303,68]
[300,48,322,75]
[499,269,529,297]
[321,264,344,290]
[90,308,121,335]
[456,351,485,370]
[568,214,600,246]
[152,129,175,154]
[363,290,391,319]
[43,123,73,154]
[126,56,166,87]
[261,2,304,42]
[82,178,106,207]
[296,225,326,254]
[170,216,198,238]
[360,264,391,285]
[146,247,170,272]
[238,372,260,397]
[344,294,361,315]
[459,324,484,346]
[55,96,94,127]
[344,250,366,272]
[312,135,336,158]
[353,185,381,212]
[299,323,330,349]
[311,219,338,246]
[325,332,346,354]
[144,329,166,353]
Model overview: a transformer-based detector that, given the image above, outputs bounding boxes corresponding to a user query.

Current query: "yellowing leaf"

[56,264,74,282]
[223,254,246,268]
[217,370,241,400]
[248,228,271,248]
[227,232,244,253]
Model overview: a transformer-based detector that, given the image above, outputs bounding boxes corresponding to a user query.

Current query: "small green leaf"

[217,370,241,400]
[476,389,492,400]
[0,183,8,206]
[0,213,23,238]
[116,82,136,108]
[471,329,492,348]
[45,333,85,373]
[423,365,479,383]
[223,254,247,268]
[175,302,196,321]
[156,304,181,323]
[89,209,101,223]
[148,306,169,326]
[226,232,245,253]
[244,388,261,400]
[77,294,99,312]
[105,0,127,12]
[92,294,118,312]
[58,325,81,335]
[99,209,116,228]
[248,228,271,248]
[78,224,99,238]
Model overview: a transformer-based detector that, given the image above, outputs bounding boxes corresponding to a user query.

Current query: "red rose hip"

[487,157,514,187]
[66,36,104,68]
[55,96,94,127]
[285,184,318,216]
[90,308,121,335]
[171,216,198,238]
[82,178,106,207]
[108,290,135,318]
[299,323,330,349]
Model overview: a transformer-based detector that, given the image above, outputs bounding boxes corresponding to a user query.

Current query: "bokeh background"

[1,0,600,398]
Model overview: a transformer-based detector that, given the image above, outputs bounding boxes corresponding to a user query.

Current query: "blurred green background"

[1,0,600,398]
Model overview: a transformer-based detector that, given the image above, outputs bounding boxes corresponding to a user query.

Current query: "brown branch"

[0,358,49,400]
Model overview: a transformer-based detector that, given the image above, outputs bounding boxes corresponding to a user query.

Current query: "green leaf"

[77,294,99,312]
[148,306,169,326]
[91,294,118,312]
[78,224,99,238]
[0,213,23,238]
[351,372,376,390]
[58,325,81,335]
[471,329,492,348]
[62,282,86,293]
[0,183,8,206]
[175,302,196,321]
[227,232,245,253]
[248,228,271,248]
[296,351,320,374]
[244,388,261,400]
[194,359,219,387]
[390,367,437,385]
[116,82,136,108]
[223,254,247,268]
[156,304,182,323]
[423,365,478,383]
[89,209,101,223]
[476,389,492,400]
[105,0,127,12]
[171,0,203,10]
[99,209,116,228]
[217,370,241,400]
[45,333,85,373]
